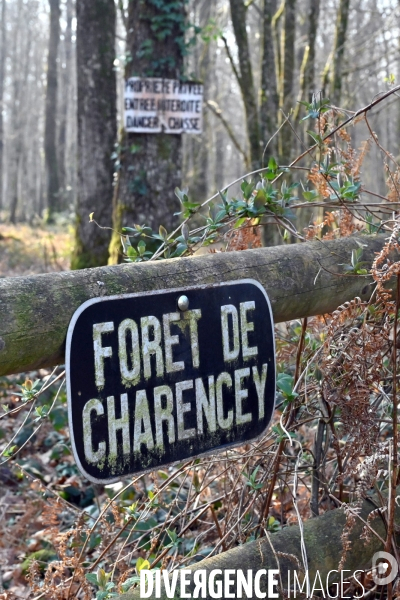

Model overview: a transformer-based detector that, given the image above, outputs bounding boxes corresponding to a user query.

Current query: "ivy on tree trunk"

[108,0,185,265]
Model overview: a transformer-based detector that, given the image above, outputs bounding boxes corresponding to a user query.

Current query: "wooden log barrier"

[118,490,398,600]
[0,234,392,376]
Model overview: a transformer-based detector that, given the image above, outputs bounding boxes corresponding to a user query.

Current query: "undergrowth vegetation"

[2,88,400,599]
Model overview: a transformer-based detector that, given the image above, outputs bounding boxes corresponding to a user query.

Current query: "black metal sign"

[66,280,276,483]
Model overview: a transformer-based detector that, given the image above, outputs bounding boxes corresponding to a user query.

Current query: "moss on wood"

[0,235,392,376]
[117,488,399,600]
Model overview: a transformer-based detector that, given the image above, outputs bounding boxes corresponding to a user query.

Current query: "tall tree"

[278,0,296,164]
[45,0,61,220]
[108,0,185,264]
[225,0,280,169]
[260,0,278,150]
[229,0,261,169]
[0,0,6,212]
[9,0,25,224]
[184,0,215,203]
[71,0,117,269]
[304,0,321,102]
[331,0,351,106]
[58,0,73,207]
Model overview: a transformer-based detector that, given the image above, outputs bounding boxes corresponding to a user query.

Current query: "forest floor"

[0,223,73,277]
[0,223,74,599]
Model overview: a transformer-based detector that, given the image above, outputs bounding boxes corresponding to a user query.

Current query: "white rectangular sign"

[124,77,203,134]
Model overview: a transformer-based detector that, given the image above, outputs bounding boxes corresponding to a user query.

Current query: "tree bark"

[71,0,117,269]
[279,0,296,164]
[108,0,185,264]
[214,127,225,190]
[44,0,61,220]
[184,0,213,203]
[260,0,278,160]
[331,0,351,106]
[229,0,261,169]
[9,0,28,224]
[304,0,321,102]
[0,234,391,377]
[117,487,400,600]
[0,0,6,212]
[57,0,73,206]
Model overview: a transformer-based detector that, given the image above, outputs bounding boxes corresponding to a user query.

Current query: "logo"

[372,551,398,586]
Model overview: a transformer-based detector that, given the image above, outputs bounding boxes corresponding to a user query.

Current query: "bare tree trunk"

[214,72,225,189]
[57,0,73,208]
[260,0,278,160]
[45,0,61,221]
[229,0,261,169]
[71,0,117,269]
[292,0,322,242]
[215,128,225,189]
[108,0,185,264]
[9,0,23,224]
[331,0,351,106]
[260,0,280,245]
[185,0,212,203]
[279,0,296,164]
[0,0,6,213]
[304,0,321,101]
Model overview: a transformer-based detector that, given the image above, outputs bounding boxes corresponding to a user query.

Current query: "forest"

[2,0,400,599]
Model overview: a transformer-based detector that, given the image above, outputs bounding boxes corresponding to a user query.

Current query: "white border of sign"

[66,279,276,483]
[124,77,203,134]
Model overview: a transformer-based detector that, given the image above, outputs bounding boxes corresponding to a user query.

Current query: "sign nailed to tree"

[66,280,276,483]
[124,77,203,134]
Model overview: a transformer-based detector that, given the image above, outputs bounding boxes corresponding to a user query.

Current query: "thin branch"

[206,100,250,167]
[221,34,242,88]
[326,84,400,141]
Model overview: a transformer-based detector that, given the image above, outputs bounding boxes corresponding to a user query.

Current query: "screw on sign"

[66,280,276,483]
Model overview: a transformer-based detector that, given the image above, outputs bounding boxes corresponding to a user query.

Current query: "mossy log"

[0,234,390,376]
[118,490,398,600]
